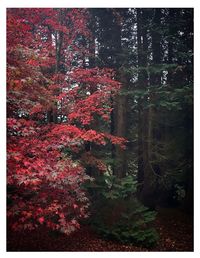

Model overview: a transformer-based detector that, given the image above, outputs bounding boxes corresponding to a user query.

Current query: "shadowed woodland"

[7,8,193,251]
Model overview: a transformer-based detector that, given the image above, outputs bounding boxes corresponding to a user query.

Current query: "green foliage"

[85,175,159,247]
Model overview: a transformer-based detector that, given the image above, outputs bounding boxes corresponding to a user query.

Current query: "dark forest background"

[86,8,193,212]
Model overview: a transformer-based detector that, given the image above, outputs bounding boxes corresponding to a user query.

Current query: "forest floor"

[7,207,193,252]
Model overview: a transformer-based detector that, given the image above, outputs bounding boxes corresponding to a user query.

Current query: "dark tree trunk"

[94,9,128,178]
[113,68,128,178]
[137,9,163,208]
[136,8,150,196]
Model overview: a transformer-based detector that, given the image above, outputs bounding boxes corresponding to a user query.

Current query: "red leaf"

[38,217,45,224]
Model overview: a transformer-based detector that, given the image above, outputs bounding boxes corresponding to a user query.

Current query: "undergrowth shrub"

[84,174,159,247]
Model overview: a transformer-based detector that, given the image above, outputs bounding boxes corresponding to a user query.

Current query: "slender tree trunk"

[113,15,128,178]
[143,8,162,206]
[113,68,128,178]
[137,8,150,196]
[47,9,66,124]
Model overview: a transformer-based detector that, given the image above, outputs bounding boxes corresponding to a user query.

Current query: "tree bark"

[136,8,150,196]
[94,9,128,178]
[113,68,128,178]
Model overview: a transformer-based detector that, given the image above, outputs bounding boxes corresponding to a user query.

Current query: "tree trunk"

[94,9,128,178]
[113,68,128,178]
[136,8,150,197]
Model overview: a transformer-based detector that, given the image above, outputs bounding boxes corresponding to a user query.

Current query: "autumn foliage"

[7,8,126,234]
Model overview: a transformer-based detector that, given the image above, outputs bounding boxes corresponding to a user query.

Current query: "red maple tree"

[7,8,126,234]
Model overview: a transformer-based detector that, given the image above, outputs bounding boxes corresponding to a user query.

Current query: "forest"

[7,8,193,251]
